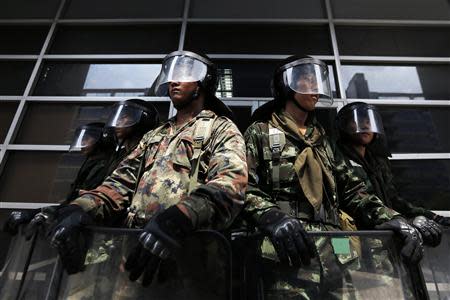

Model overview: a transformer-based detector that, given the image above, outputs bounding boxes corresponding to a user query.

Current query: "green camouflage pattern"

[244,114,399,228]
[337,143,433,219]
[72,110,248,230]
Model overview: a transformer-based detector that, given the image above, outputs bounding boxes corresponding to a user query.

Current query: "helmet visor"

[69,127,102,151]
[284,61,333,104]
[154,55,208,96]
[339,106,385,135]
[106,104,143,128]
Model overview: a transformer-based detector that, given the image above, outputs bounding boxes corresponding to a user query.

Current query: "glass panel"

[378,106,450,153]
[336,26,450,57]
[332,0,450,20]
[0,151,86,203]
[0,209,14,270]
[190,0,325,18]
[390,160,450,211]
[49,25,180,54]
[342,64,450,100]
[0,26,49,54]
[14,102,170,145]
[0,102,18,143]
[0,61,34,95]
[63,0,184,18]
[0,0,60,19]
[216,60,337,98]
[185,25,332,54]
[421,230,450,299]
[33,62,162,96]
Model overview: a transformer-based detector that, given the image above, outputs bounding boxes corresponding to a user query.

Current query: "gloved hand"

[49,204,93,274]
[24,206,59,240]
[258,209,316,268]
[412,216,442,247]
[3,209,39,235]
[376,217,424,264]
[433,214,450,227]
[125,205,193,286]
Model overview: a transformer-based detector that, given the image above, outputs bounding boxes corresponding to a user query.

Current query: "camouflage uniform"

[72,109,247,231]
[244,110,399,299]
[337,142,434,219]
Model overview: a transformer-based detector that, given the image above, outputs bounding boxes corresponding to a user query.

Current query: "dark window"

[190,0,325,18]
[216,60,337,98]
[49,25,180,54]
[336,26,450,57]
[63,0,184,18]
[185,25,332,55]
[378,106,450,154]
[316,108,338,136]
[0,26,49,54]
[390,160,450,211]
[342,64,450,100]
[0,102,18,143]
[0,151,85,203]
[0,61,34,95]
[33,62,162,96]
[332,0,450,20]
[14,102,170,145]
[0,0,60,19]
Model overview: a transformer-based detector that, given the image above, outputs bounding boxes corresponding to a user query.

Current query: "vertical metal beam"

[178,0,191,50]
[324,0,346,102]
[0,0,67,171]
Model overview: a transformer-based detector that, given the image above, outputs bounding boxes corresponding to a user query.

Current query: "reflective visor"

[155,55,208,96]
[106,104,143,128]
[69,127,102,151]
[283,60,333,104]
[340,106,385,135]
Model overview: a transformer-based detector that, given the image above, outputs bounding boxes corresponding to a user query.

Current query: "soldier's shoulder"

[245,121,270,136]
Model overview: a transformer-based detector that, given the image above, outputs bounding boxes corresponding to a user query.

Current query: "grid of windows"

[0,0,449,215]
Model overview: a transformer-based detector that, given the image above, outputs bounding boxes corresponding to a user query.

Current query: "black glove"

[125,205,193,286]
[376,217,424,264]
[24,206,59,240]
[433,214,450,227]
[412,216,442,247]
[49,205,93,274]
[258,209,316,268]
[3,209,39,235]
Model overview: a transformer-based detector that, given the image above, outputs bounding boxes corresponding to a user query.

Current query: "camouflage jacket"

[72,110,248,230]
[337,142,434,219]
[244,112,399,229]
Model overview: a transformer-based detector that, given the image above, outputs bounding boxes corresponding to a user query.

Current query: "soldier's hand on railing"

[24,206,59,240]
[3,210,39,235]
[125,205,194,287]
[412,216,442,247]
[49,204,93,274]
[376,217,424,264]
[258,209,316,268]
[432,214,450,227]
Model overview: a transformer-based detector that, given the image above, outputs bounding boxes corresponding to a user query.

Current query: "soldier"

[243,55,424,299]
[48,50,248,285]
[2,122,115,235]
[335,102,445,247]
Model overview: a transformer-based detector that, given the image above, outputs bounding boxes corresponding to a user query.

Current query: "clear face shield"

[69,127,103,152]
[283,59,333,105]
[339,106,385,135]
[154,55,208,96]
[106,103,144,128]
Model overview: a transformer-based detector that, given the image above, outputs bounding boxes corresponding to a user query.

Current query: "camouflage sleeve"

[243,123,278,224]
[183,118,248,230]
[333,144,400,228]
[71,141,145,221]
[382,158,434,219]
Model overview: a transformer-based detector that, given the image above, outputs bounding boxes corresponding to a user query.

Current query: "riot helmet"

[336,102,385,136]
[69,122,112,154]
[106,99,160,137]
[272,55,333,106]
